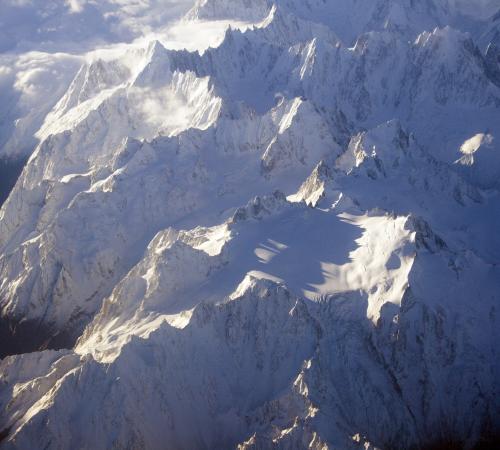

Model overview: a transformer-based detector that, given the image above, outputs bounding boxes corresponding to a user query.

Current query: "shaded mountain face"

[0,1,499,449]
[0,158,26,207]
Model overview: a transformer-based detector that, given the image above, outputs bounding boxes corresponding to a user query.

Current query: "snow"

[0,3,257,161]
[0,1,499,449]
[459,132,494,155]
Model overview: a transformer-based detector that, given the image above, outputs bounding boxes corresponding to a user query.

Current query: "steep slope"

[1,188,498,448]
[0,1,499,449]
[0,0,253,204]
[190,0,500,44]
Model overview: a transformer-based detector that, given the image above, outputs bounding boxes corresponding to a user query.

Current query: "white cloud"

[66,0,84,13]
[451,0,499,19]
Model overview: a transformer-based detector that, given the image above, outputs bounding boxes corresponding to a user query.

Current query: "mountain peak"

[0,1,499,449]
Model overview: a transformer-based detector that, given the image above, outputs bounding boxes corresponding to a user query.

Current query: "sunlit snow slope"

[0,1,499,449]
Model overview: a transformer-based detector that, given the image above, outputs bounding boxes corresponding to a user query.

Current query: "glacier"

[0,0,499,449]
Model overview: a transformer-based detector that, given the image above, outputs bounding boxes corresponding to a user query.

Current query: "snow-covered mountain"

[0,1,499,449]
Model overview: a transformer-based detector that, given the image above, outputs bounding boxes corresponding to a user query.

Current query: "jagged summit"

[0,1,499,449]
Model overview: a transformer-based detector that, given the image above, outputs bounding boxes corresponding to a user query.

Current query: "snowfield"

[0,0,499,449]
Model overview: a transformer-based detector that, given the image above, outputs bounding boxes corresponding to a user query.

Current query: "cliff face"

[0,1,499,449]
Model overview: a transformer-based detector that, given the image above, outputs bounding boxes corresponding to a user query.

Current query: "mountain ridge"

[0,1,499,449]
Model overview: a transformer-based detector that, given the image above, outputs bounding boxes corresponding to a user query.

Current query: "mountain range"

[0,1,499,449]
